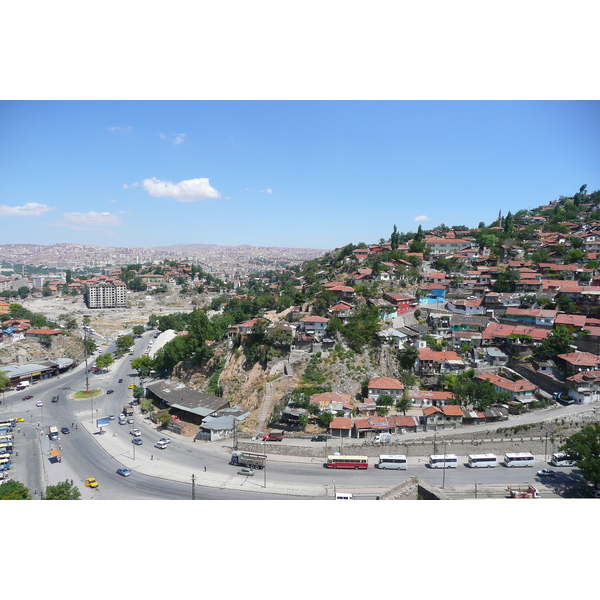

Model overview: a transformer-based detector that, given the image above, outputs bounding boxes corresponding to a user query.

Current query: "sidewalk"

[79,418,343,497]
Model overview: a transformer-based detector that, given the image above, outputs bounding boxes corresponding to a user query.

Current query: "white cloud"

[108,126,132,133]
[122,182,139,190]
[260,188,273,194]
[51,211,124,233]
[160,132,186,145]
[0,202,54,217]
[141,177,221,203]
[414,215,431,222]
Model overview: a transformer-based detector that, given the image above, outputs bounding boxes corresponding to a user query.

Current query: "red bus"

[326,455,369,469]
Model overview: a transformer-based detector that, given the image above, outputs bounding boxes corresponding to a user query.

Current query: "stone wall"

[508,357,569,396]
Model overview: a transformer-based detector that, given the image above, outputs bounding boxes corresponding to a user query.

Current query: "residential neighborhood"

[4,189,600,443]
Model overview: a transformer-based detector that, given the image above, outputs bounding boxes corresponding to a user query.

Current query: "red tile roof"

[368,376,404,390]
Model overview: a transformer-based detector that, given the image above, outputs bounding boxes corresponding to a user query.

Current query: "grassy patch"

[72,389,103,399]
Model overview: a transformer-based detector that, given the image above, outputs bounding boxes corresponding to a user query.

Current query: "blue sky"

[1,100,599,251]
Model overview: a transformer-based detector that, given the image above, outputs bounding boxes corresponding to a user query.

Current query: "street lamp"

[332,479,336,499]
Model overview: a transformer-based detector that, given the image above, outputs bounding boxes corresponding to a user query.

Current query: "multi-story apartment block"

[84,276,127,309]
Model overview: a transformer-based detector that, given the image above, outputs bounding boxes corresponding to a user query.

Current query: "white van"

[335,493,355,500]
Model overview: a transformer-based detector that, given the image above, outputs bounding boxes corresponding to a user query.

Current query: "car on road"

[116,468,131,477]
[537,469,556,477]
[36,400,43,407]
[118,379,123,383]
[311,435,327,442]
[154,441,168,449]
[14,418,25,423]
[159,437,170,444]
[109,414,115,420]
[107,389,114,394]
[61,427,70,434]
[127,417,134,424]
[85,478,99,488]
[22,395,33,400]
[128,384,135,389]
[237,468,254,476]
[132,437,143,445]
[129,428,141,436]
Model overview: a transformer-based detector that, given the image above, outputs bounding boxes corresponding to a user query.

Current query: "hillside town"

[3,189,600,448]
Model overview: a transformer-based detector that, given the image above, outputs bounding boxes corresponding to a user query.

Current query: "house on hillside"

[415,349,466,375]
[367,377,404,401]
[475,372,538,404]
[422,405,464,430]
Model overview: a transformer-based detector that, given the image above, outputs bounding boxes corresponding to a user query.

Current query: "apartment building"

[84,276,127,309]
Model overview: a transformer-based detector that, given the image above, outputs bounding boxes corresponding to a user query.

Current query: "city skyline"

[1,100,599,251]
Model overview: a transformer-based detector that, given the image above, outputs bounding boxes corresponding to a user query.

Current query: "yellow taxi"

[128,384,135,389]
[14,417,25,423]
[84,478,99,488]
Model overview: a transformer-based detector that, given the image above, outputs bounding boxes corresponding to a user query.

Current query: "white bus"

[429,454,458,468]
[550,452,574,467]
[504,452,535,467]
[377,455,408,470]
[467,453,497,468]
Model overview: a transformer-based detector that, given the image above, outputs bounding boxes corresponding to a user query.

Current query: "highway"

[0,328,594,499]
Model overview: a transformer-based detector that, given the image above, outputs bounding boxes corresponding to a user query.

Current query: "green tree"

[390,224,401,250]
[398,345,419,371]
[131,355,153,378]
[318,411,335,429]
[133,386,145,400]
[116,334,135,355]
[158,411,173,428]
[533,326,573,360]
[44,479,81,500]
[342,304,382,352]
[132,325,145,336]
[396,392,412,415]
[127,277,147,292]
[560,422,600,490]
[503,211,514,236]
[83,337,97,356]
[95,353,114,372]
[0,480,31,500]
[0,369,10,391]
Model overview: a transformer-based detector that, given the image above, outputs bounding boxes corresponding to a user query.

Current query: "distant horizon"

[1,101,599,251]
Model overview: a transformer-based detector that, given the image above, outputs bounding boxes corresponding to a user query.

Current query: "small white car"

[158,437,170,444]
[129,428,141,436]
[154,441,168,449]
[237,468,254,476]
[36,400,43,407]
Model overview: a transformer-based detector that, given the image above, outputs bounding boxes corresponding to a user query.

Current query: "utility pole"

[191,474,196,500]
[442,438,447,489]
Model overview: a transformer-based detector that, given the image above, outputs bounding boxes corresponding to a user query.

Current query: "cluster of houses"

[277,375,512,438]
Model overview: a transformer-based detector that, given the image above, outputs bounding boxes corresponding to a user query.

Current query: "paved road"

[2,329,597,499]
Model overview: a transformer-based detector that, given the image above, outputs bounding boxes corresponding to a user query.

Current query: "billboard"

[96,416,110,428]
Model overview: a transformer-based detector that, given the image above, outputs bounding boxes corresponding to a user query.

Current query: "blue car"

[116,468,131,477]
[132,438,143,445]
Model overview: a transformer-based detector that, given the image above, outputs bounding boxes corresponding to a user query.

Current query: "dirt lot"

[20,288,210,340]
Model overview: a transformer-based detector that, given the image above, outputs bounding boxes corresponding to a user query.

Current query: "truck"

[230,452,266,470]
[122,405,134,416]
[49,426,59,441]
[507,484,540,499]
[16,381,30,390]
[262,430,284,442]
